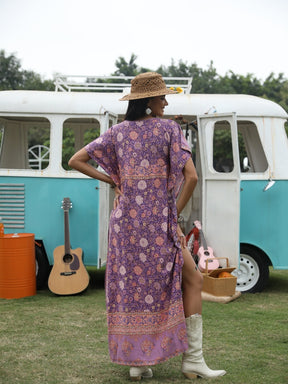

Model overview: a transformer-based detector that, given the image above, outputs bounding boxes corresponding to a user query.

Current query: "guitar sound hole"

[63,254,73,263]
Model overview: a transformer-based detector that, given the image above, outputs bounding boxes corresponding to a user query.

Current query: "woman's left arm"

[69,148,115,186]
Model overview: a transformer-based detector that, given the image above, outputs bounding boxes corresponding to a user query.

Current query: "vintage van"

[0,75,287,292]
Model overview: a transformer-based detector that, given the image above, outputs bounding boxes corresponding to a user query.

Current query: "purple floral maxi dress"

[85,118,191,366]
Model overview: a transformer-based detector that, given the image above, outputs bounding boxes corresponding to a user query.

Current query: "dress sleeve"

[85,127,120,186]
[167,121,191,193]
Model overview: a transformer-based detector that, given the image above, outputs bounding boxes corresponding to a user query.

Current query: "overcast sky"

[1,0,288,81]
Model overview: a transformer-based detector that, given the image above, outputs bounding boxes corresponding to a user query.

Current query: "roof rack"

[54,75,192,94]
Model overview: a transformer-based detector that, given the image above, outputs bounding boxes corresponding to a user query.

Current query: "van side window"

[213,120,234,173]
[62,118,100,170]
[0,116,50,170]
[237,121,268,172]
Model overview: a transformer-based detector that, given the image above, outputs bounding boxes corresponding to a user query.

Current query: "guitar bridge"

[60,271,76,276]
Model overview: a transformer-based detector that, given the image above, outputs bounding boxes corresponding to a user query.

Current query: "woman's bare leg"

[182,246,203,317]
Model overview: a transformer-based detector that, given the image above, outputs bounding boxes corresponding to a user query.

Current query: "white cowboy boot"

[129,367,153,381]
[182,314,226,379]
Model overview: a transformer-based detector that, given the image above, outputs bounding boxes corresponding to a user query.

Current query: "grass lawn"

[0,268,287,384]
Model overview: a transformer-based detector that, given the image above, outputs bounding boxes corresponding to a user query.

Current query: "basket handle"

[204,257,229,273]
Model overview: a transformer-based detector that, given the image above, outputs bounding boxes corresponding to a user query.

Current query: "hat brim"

[119,88,178,101]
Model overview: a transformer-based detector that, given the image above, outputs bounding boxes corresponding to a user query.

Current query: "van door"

[197,113,240,268]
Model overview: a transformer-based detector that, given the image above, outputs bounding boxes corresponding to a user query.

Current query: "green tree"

[157,59,191,78]
[157,60,224,93]
[190,61,221,93]
[113,53,139,76]
[261,72,288,111]
[216,72,262,95]
[22,70,54,91]
[0,50,22,89]
[0,49,54,91]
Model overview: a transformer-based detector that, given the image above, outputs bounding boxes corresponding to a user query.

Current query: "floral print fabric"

[85,118,191,366]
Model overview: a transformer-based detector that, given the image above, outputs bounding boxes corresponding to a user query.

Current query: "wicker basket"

[202,257,237,297]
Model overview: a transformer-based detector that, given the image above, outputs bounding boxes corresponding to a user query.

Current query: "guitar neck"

[199,229,208,250]
[64,211,71,255]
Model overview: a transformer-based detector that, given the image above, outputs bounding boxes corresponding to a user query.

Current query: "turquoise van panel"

[240,179,288,269]
[0,176,99,266]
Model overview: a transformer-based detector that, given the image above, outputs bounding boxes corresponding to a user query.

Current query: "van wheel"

[232,244,269,293]
[35,243,50,290]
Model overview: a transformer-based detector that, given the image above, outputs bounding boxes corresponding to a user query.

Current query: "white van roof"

[0,90,287,119]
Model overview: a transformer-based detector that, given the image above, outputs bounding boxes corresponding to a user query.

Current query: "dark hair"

[124,98,150,121]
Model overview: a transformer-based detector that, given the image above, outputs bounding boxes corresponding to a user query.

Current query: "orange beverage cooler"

[0,233,36,299]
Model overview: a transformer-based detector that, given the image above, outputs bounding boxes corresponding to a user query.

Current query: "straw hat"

[119,72,178,101]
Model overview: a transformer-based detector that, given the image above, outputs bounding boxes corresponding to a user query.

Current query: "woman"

[69,72,226,380]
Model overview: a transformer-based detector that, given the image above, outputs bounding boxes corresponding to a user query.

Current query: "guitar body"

[48,245,89,295]
[198,245,219,272]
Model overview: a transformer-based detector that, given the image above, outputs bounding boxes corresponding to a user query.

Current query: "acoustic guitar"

[48,197,89,295]
[194,220,219,272]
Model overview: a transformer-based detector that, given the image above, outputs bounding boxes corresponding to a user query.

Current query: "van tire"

[233,244,270,293]
[35,242,51,290]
